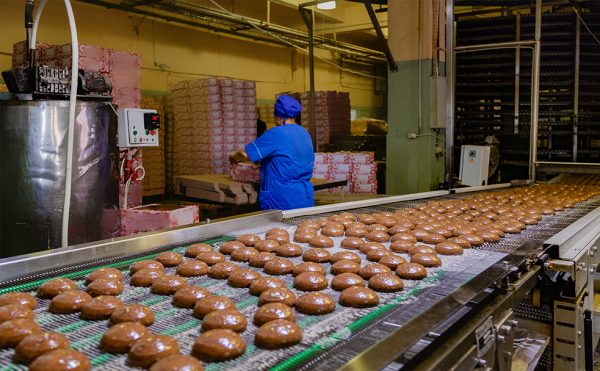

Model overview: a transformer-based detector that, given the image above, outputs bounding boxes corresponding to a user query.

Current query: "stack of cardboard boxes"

[169,77,257,187]
[289,91,351,146]
[140,96,166,197]
[312,152,377,194]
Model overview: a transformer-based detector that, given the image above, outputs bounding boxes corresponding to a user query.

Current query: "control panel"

[117,108,160,147]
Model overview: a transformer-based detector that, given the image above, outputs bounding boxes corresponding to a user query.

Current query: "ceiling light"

[317,1,336,10]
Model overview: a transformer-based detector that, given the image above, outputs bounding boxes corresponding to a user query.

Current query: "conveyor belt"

[0,189,599,370]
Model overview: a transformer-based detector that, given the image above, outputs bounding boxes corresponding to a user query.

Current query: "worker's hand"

[229,150,249,164]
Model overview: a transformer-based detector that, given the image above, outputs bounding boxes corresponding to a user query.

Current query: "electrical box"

[429,76,446,129]
[459,145,490,186]
[117,108,160,148]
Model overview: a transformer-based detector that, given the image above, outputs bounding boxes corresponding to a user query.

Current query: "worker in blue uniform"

[230,95,315,210]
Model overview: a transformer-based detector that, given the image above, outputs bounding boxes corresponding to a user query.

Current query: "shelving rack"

[454,10,600,181]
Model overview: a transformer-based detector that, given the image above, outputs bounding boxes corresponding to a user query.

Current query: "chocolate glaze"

[155,252,184,267]
[219,241,245,255]
[263,258,294,275]
[228,269,262,288]
[359,242,385,254]
[236,234,261,247]
[86,278,124,297]
[330,251,361,264]
[303,248,331,263]
[249,252,276,268]
[254,239,280,253]
[208,262,241,279]
[339,287,379,308]
[292,262,326,276]
[434,241,464,255]
[0,304,34,323]
[308,235,334,248]
[411,253,442,267]
[368,273,404,292]
[130,260,164,274]
[258,288,297,306]
[201,309,247,332]
[192,329,246,361]
[255,320,302,349]
[100,322,150,353]
[330,260,361,275]
[0,292,37,310]
[172,286,211,308]
[127,334,180,368]
[230,246,259,262]
[151,275,188,295]
[81,296,123,320]
[408,245,436,255]
[85,268,123,284]
[389,240,415,253]
[331,273,365,291]
[176,260,209,277]
[295,292,336,315]
[193,296,235,319]
[110,304,155,326]
[377,255,407,269]
[345,227,368,238]
[254,303,296,326]
[358,263,392,279]
[340,237,364,250]
[395,263,428,280]
[38,278,77,299]
[29,349,89,371]
[49,291,92,314]
[149,355,204,371]
[365,231,390,243]
[15,331,70,363]
[130,268,164,287]
[0,319,41,348]
[293,272,328,291]
[249,277,286,296]
[196,251,226,266]
[184,243,214,258]
[275,243,304,257]
[366,248,391,262]
[293,230,317,243]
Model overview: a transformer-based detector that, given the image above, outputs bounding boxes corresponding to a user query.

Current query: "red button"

[150,130,155,135]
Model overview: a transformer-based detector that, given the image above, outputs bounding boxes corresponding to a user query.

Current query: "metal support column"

[529,0,542,182]
[298,7,318,150]
[574,15,581,162]
[445,0,455,187]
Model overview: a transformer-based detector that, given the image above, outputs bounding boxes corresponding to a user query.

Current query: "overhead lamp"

[317,1,336,10]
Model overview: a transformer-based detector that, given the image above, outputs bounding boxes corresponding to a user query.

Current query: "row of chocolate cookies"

[0,288,90,370]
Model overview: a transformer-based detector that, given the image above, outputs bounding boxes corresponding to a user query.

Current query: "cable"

[573,7,600,46]
[207,0,383,80]
[61,0,79,248]
[123,166,145,209]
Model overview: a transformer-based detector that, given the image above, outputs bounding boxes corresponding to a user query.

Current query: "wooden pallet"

[175,174,258,205]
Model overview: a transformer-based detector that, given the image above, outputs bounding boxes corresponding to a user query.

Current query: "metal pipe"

[76,0,386,63]
[454,40,536,52]
[299,8,318,150]
[445,0,455,187]
[529,0,542,182]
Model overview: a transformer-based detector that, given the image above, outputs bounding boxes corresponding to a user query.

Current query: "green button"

[133,130,138,135]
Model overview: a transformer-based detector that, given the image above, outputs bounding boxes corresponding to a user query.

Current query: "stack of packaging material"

[169,77,257,187]
[288,91,351,146]
[312,152,377,194]
[12,41,142,108]
[258,103,276,129]
[165,95,175,195]
[230,162,260,183]
[140,96,166,197]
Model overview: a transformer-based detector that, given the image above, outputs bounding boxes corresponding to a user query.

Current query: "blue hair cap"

[274,95,302,119]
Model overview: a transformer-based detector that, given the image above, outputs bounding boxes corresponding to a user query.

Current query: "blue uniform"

[245,124,315,210]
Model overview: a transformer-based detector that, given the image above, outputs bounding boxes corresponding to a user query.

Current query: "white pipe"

[61,0,79,247]
[30,0,48,49]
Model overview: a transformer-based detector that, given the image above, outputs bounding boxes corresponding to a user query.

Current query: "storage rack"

[454,11,600,181]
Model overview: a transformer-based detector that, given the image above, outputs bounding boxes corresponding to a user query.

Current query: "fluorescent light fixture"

[317,1,336,10]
